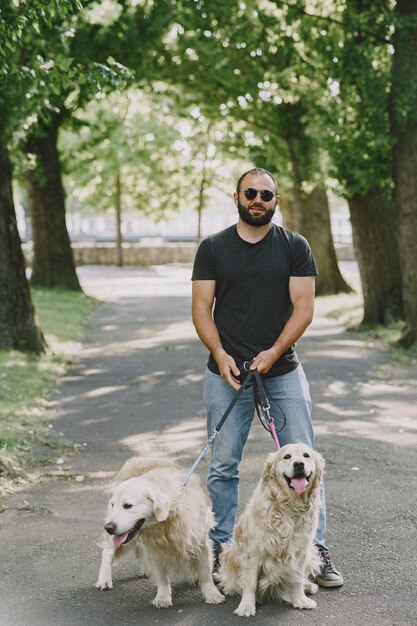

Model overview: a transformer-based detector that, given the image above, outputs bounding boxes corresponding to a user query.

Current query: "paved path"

[1,265,417,626]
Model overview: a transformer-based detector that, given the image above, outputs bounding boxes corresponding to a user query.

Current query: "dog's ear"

[313,450,325,480]
[261,452,277,486]
[148,488,172,522]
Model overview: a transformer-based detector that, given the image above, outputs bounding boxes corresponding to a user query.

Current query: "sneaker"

[316,549,344,588]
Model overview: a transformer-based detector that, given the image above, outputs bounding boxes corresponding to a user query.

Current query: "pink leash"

[250,365,281,450]
[268,416,281,450]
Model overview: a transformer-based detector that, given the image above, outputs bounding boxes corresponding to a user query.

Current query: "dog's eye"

[123,503,133,510]
[284,454,291,460]
[303,453,310,458]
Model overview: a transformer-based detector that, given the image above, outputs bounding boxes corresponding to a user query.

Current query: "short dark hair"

[236,168,278,193]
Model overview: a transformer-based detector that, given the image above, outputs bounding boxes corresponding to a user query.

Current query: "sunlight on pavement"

[120,418,207,457]
[315,416,417,447]
[83,385,127,398]
[77,265,193,300]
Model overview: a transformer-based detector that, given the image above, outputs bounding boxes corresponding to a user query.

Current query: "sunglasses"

[242,188,275,202]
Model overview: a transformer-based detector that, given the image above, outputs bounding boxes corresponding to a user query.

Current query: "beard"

[237,200,276,227]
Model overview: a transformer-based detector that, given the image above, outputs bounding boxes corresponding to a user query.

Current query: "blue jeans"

[203,365,327,552]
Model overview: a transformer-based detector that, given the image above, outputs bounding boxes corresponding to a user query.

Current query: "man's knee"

[208,455,239,483]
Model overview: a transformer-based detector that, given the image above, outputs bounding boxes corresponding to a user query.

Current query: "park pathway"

[1,265,417,626]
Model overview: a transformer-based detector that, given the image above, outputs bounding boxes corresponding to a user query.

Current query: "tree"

[25,114,81,288]
[314,0,404,325]
[61,88,236,251]
[8,0,177,289]
[272,102,351,295]
[390,0,417,346]
[0,137,46,351]
[19,3,133,289]
[0,0,80,352]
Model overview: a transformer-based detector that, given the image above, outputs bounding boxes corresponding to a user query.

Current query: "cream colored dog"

[96,458,224,608]
[218,443,325,617]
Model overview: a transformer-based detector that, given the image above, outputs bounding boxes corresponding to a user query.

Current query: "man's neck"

[236,220,272,243]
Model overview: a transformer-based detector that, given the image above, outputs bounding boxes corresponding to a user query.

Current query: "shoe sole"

[316,577,344,588]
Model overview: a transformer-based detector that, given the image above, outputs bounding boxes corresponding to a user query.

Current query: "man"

[191,167,343,588]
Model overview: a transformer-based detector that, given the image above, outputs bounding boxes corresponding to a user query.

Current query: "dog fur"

[218,443,325,617]
[96,457,224,608]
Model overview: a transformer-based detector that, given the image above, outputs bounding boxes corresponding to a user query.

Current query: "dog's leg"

[281,576,317,610]
[151,564,172,608]
[197,542,225,604]
[303,545,320,595]
[96,541,117,590]
[234,553,259,617]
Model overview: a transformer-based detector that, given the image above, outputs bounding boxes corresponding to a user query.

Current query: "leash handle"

[253,369,280,450]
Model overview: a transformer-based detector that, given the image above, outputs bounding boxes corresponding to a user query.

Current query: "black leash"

[182,367,282,487]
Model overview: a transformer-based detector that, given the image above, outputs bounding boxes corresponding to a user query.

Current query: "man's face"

[234,173,279,227]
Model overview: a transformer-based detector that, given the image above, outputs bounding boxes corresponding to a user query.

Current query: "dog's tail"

[216,543,242,596]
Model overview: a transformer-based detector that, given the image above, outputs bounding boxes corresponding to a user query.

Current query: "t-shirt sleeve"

[290,233,319,276]
[191,237,216,280]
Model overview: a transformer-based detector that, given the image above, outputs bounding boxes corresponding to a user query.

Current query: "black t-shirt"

[191,224,318,378]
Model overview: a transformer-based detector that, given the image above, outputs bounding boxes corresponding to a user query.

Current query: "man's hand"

[250,348,279,375]
[214,350,241,391]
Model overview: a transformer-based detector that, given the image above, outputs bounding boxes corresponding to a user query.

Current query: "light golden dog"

[218,443,325,617]
[96,457,224,608]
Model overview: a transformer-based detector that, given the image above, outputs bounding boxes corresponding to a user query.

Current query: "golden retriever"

[218,443,324,617]
[96,457,224,608]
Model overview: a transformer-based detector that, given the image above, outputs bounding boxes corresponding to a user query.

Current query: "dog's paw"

[152,595,172,608]
[293,596,317,610]
[304,581,319,595]
[95,579,113,591]
[202,583,225,604]
[234,601,256,617]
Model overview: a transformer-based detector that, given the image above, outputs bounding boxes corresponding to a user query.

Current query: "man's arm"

[192,280,241,390]
[250,276,315,374]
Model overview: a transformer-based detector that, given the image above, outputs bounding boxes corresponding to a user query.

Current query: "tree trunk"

[282,180,351,295]
[115,171,123,267]
[25,119,81,290]
[300,187,352,296]
[391,0,417,346]
[348,187,403,325]
[0,142,46,353]
[285,142,350,295]
[196,162,208,245]
[280,196,296,231]
[288,149,302,232]
[393,128,417,345]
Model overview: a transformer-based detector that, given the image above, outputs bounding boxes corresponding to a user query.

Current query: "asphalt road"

[1,265,417,626]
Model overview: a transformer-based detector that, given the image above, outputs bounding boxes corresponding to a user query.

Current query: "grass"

[315,291,364,329]
[315,289,417,366]
[0,287,97,493]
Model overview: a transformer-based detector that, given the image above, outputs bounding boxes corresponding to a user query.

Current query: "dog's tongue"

[290,477,308,494]
[113,532,128,548]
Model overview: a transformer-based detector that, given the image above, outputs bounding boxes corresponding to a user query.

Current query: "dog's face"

[263,443,325,496]
[104,476,173,548]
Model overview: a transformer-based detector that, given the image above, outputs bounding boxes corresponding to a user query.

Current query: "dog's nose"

[104,522,116,535]
[293,461,305,473]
